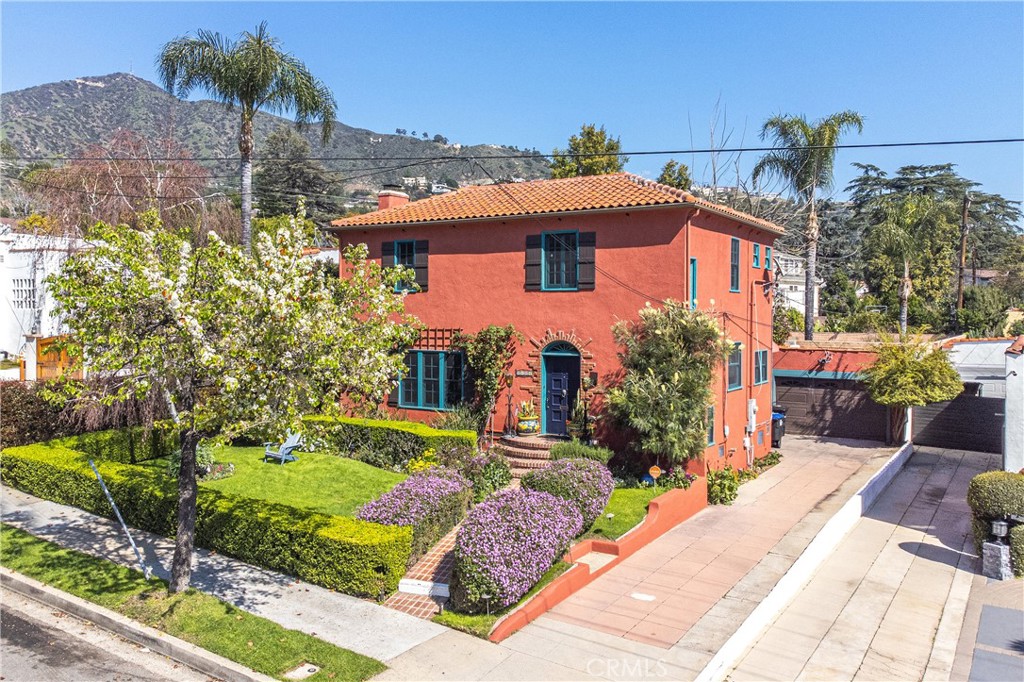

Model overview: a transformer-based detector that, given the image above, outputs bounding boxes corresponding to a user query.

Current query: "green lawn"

[588,486,663,540]
[145,446,406,518]
[0,524,384,682]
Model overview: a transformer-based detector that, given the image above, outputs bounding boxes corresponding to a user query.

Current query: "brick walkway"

[543,436,891,650]
[384,525,459,619]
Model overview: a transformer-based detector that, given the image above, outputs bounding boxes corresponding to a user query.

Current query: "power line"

[7,137,1023,163]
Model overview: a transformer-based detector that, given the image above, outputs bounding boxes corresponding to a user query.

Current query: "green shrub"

[0,439,411,598]
[549,440,614,465]
[0,380,65,448]
[967,471,1024,520]
[55,427,178,464]
[1011,525,1024,578]
[521,459,614,528]
[432,403,484,433]
[302,416,475,470]
[460,449,513,502]
[966,471,1024,572]
[707,465,740,505]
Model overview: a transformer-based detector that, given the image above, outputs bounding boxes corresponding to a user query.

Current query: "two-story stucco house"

[329,173,783,472]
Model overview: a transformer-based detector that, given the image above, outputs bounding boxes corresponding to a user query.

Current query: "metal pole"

[89,460,152,580]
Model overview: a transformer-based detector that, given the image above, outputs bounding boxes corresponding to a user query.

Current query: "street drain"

[284,663,321,680]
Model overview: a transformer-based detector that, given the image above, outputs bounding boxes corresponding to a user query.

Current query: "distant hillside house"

[773,251,822,316]
[330,173,784,473]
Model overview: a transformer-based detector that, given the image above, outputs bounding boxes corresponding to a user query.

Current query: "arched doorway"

[541,341,581,436]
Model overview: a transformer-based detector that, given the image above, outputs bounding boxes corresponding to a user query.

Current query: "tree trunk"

[804,202,819,341]
[169,429,200,593]
[899,258,911,336]
[239,111,254,252]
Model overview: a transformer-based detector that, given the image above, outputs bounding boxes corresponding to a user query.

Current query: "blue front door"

[546,371,569,435]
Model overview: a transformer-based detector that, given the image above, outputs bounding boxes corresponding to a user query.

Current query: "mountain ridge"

[1,72,551,190]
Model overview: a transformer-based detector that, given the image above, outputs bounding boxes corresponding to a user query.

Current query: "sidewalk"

[1,485,447,663]
[728,446,1004,681]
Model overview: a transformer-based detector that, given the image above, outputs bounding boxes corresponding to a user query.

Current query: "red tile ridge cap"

[1007,335,1024,356]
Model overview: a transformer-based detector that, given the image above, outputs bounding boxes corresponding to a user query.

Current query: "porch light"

[991,519,1009,543]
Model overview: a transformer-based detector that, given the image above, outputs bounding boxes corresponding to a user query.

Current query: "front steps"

[496,434,564,477]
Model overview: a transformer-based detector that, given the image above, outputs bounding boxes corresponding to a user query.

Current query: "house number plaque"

[515,370,533,377]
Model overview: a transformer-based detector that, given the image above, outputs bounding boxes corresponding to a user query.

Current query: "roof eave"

[329,201,784,236]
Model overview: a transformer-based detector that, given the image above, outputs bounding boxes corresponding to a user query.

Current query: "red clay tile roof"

[329,173,784,235]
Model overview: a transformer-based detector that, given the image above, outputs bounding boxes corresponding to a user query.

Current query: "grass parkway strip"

[0,523,386,682]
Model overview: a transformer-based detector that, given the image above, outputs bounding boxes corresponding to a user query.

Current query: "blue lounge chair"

[263,432,302,464]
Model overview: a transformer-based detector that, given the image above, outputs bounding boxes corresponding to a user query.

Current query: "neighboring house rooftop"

[330,172,785,235]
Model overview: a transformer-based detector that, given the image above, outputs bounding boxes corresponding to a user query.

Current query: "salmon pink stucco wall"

[337,205,779,472]
[773,347,879,375]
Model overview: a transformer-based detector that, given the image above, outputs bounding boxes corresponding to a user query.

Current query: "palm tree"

[874,194,939,335]
[752,111,864,340]
[157,23,337,250]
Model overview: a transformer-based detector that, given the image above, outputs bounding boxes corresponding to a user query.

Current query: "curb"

[694,440,915,682]
[0,567,276,682]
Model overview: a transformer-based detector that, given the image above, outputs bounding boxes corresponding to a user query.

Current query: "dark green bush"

[0,439,411,597]
[0,380,66,448]
[707,465,740,505]
[1011,525,1024,578]
[549,440,614,465]
[454,449,512,502]
[302,416,475,470]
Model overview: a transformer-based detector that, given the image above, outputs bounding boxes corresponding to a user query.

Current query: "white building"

[773,251,821,316]
[0,228,86,380]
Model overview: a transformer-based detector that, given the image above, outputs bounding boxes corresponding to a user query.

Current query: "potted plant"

[516,399,540,436]
[568,400,588,441]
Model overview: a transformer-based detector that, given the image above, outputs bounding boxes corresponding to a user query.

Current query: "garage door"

[775,376,889,442]
[912,384,1003,453]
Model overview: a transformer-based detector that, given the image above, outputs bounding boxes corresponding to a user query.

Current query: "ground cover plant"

[521,458,614,527]
[0,524,384,681]
[449,489,582,613]
[548,440,614,465]
[357,468,472,562]
[433,561,570,638]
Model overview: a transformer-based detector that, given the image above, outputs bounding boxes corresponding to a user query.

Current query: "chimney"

[378,184,409,211]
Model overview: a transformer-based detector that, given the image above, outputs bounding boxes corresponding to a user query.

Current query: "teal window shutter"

[728,347,742,390]
[730,238,740,292]
[690,257,698,309]
[753,244,761,269]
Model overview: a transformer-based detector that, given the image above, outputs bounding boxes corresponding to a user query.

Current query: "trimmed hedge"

[966,470,1024,576]
[521,458,614,527]
[0,439,411,598]
[450,489,582,613]
[357,468,472,563]
[302,416,476,470]
[54,427,179,464]
[549,440,614,465]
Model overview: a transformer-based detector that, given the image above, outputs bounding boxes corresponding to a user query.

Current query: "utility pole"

[956,193,971,312]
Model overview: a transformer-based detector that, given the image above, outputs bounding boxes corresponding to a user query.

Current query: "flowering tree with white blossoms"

[48,207,419,592]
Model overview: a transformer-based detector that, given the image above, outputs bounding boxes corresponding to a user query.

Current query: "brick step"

[507,457,551,474]
[499,444,553,461]
[499,435,565,452]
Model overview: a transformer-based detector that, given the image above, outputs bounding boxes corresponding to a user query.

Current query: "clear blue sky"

[3,1,1022,203]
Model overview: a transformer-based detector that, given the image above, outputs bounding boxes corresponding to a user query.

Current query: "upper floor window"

[525,232,596,291]
[392,350,465,410]
[754,349,769,385]
[730,238,740,292]
[544,231,578,290]
[382,240,428,292]
[753,244,761,269]
[728,347,742,390]
[707,405,715,445]
[765,246,773,271]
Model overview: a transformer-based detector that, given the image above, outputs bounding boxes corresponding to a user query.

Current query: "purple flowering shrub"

[521,458,614,527]
[357,468,472,563]
[450,489,582,613]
